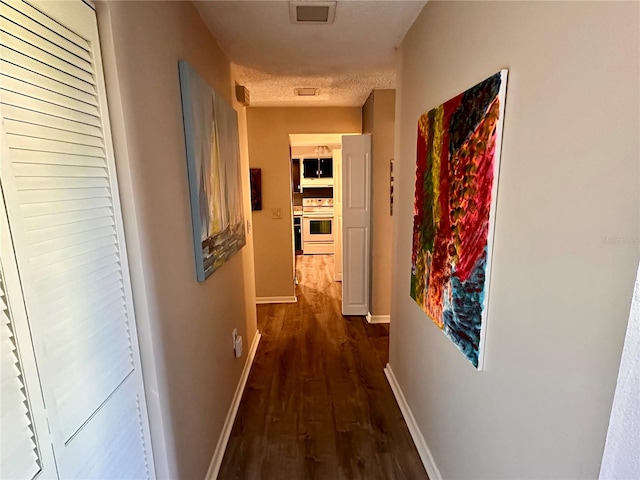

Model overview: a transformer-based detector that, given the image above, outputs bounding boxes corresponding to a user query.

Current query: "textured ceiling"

[195,1,426,107]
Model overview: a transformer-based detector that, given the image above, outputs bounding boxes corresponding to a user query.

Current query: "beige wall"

[247,108,361,299]
[363,90,395,316]
[362,92,374,134]
[390,2,639,479]
[97,2,257,478]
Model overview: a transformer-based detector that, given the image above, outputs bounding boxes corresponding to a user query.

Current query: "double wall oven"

[302,198,334,255]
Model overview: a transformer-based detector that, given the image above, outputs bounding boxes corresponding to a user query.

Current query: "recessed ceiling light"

[289,2,336,24]
[295,88,320,97]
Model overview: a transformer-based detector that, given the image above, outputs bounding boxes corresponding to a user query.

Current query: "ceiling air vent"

[289,2,336,24]
[295,88,320,97]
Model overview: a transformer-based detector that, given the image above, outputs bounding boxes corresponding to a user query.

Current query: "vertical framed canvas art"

[179,61,246,281]
[250,168,262,211]
[390,158,394,216]
[410,70,508,369]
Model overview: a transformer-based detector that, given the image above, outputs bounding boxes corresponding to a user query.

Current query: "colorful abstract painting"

[410,70,508,369]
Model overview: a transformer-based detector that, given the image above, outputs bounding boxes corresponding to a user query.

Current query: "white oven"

[302,198,334,254]
[303,215,334,242]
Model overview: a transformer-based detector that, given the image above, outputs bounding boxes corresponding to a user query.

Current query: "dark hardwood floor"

[217,255,428,480]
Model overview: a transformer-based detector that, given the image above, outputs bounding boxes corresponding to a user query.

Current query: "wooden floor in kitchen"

[217,254,428,480]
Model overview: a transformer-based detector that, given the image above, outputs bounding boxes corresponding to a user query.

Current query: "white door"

[0,1,154,478]
[333,148,342,281]
[341,135,371,316]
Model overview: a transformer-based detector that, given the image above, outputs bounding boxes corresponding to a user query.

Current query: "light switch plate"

[270,208,283,219]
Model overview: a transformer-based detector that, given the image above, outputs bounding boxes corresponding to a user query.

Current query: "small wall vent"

[235,84,250,106]
[289,2,336,24]
[295,88,320,97]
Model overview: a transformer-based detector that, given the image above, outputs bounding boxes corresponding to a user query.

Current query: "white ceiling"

[195,1,426,107]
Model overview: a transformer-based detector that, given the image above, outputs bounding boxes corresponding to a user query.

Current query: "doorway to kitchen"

[289,134,349,288]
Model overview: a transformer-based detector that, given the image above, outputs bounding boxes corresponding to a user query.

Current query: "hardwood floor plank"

[217,255,428,480]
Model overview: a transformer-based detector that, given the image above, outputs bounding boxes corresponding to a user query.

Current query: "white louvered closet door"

[0,1,155,478]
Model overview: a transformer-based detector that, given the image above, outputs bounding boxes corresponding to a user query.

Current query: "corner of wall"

[230,71,259,345]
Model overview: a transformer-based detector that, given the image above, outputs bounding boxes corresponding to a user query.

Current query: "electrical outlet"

[270,207,283,219]
[232,328,243,358]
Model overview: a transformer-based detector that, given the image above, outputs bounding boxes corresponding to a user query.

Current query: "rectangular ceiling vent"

[295,88,320,97]
[289,2,336,24]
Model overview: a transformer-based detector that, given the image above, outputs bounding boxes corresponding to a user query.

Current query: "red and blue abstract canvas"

[410,70,508,369]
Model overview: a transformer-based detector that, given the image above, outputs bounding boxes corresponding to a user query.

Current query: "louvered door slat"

[47,273,123,312]
[12,163,107,179]
[33,249,119,285]
[2,104,103,138]
[44,291,125,330]
[31,245,119,283]
[5,119,104,147]
[18,177,110,192]
[43,264,122,301]
[22,206,112,230]
[0,267,42,480]
[0,0,90,55]
[29,234,117,268]
[20,198,112,219]
[19,186,110,204]
[1,59,97,106]
[2,74,100,117]
[0,10,92,73]
[48,320,130,369]
[47,296,126,344]
[28,226,116,257]
[8,134,105,157]
[45,303,126,345]
[0,31,95,85]
[4,445,38,480]
[2,379,29,410]
[0,46,95,96]
[1,88,101,126]
[1,1,153,477]
[26,216,115,243]
[50,322,131,368]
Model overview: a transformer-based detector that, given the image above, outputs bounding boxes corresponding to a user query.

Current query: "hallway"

[218,255,428,479]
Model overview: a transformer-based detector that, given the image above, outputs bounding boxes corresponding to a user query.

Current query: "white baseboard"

[384,364,442,480]
[256,296,297,304]
[205,331,262,480]
[366,312,391,324]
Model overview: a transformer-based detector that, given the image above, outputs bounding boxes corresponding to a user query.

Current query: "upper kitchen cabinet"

[301,157,333,188]
[319,158,333,178]
[292,158,301,193]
